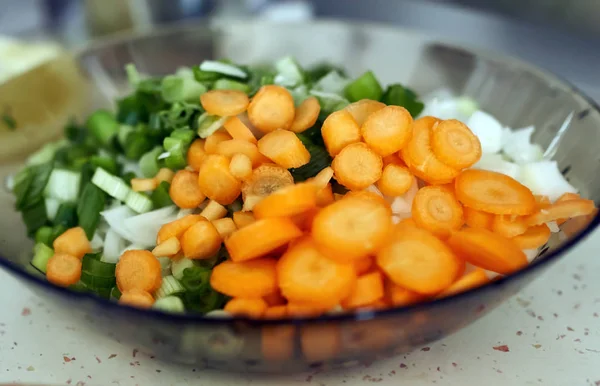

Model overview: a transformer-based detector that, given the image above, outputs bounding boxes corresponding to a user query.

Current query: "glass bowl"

[1,20,599,374]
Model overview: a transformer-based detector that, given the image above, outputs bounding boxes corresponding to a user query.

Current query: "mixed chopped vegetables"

[11,56,596,318]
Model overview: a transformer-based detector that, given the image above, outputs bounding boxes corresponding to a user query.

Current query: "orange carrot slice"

[224,297,268,318]
[554,192,581,224]
[376,227,463,294]
[241,164,294,209]
[224,116,257,144]
[511,224,551,250]
[290,96,320,133]
[447,228,527,274]
[169,170,206,209]
[344,99,386,126]
[204,131,233,154]
[181,219,223,259]
[412,185,464,239]
[46,253,82,287]
[290,208,319,231]
[131,178,158,192]
[119,289,155,308]
[332,142,383,191]
[116,250,162,292]
[198,154,242,205]
[263,305,288,319]
[455,169,536,215]
[301,325,341,362]
[464,206,494,230]
[310,166,334,189]
[491,215,528,238]
[277,237,357,308]
[157,214,204,244]
[210,258,278,298]
[155,168,175,184]
[361,105,413,157]
[376,163,413,196]
[321,109,361,156]
[257,129,311,168]
[430,119,482,169]
[316,183,335,207]
[382,153,405,167]
[253,182,318,219]
[525,199,596,226]
[341,271,384,309]
[248,85,295,133]
[216,139,263,167]
[199,200,228,221]
[385,281,427,307]
[435,269,489,299]
[534,195,552,210]
[225,217,302,262]
[200,89,249,117]
[232,211,256,229]
[262,325,295,360]
[151,236,181,257]
[212,217,237,239]
[312,194,393,261]
[52,227,91,259]
[229,153,253,180]
[187,139,206,171]
[353,256,374,275]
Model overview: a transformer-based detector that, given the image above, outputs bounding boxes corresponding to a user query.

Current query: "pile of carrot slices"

[112,86,596,316]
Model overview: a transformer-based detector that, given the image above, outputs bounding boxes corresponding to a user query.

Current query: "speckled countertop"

[1,229,600,386]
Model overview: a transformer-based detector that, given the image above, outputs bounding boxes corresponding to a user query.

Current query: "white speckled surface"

[1,230,600,386]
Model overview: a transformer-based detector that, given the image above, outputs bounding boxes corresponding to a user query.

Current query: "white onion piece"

[123,206,178,247]
[547,221,560,233]
[523,249,539,263]
[519,161,577,201]
[177,208,195,219]
[502,126,544,164]
[103,229,126,263]
[466,111,504,153]
[472,153,521,181]
[100,205,137,241]
[90,232,104,251]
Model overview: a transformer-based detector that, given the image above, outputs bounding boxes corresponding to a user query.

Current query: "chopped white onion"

[547,221,560,233]
[501,126,544,164]
[472,153,521,181]
[123,206,178,247]
[90,232,104,251]
[519,161,577,201]
[523,249,540,263]
[102,228,126,263]
[466,111,504,154]
[100,205,137,241]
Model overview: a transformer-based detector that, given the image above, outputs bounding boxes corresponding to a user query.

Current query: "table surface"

[1,229,599,386]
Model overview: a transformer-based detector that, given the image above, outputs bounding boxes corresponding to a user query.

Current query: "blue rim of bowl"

[1,19,599,326]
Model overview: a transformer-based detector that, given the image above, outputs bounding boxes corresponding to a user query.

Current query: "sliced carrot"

[353,256,374,275]
[430,119,481,169]
[321,109,361,157]
[554,192,581,224]
[257,129,311,169]
[310,166,334,189]
[233,211,256,229]
[464,206,494,230]
[394,217,419,233]
[262,325,295,360]
[290,96,320,133]
[332,142,383,191]
[224,297,268,318]
[376,163,414,196]
[116,250,162,292]
[287,303,328,318]
[224,116,257,144]
[241,163,294,211]
[209,258,278,298]
[157,214,204,244]
[229,153,253,180]
[53,227,91,260]
[290,207,319,231]
[341,271,384,309]
[263,305,288,319]
[312,194,393,261]
[511,224,551,250]
[447,228,527,275]
[383,153,405,167]
[534,195,552,210]
[225,217,302,262]
[169,170,206,209]
[186,139,206,171]
[200,89,249,117]
[377,227,463,294]
[212,218,237,239]
[277,237,357,308]
[151,236,181,257]
[199,200,227,221]
[435,269,489,299]
[248,85,295,133]
[361,105,413,157]
[491,215,528,238]
[344,99,386,126]
[411,185,464,239]
[181,219,223,259]
[204,130,233,155]
[525,199,596,226]
[264,292,286,307]
[253,182,318,219]
[301,325,341,362]
[131,177,158,192]
[46,253,82,287]
[316,183,335,207]
[455,169,536,215]
[215,139,262,167]
[334,193,345,201]
[385,281,427,307]
[119,289,155,309]
[155,168,175,184]
[198,154,242,205]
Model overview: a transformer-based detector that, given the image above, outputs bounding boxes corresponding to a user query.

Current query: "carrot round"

[447,228,527,275]
[229,153,253,180]
[277,237,357,308]
[353,256,374,275]
[431,119,482,169]
[316,183,335,207]
[155,168,175,184]
[321,109,361,156]
[341,271,384,309]
[263,305,288,319]
[412,185,464,239]
[181,219,223,259]
[200,89,249,117]
[52,227,91,260]
[311,166,334,189]
[257,129,311,168]
[46,253,82,287]
[199,200,228,221]
[116,250,162,293]
[290,208,319,231]
[376,163,414,196]
[224,297,268,318]
[376,227,463,294]
[435,269,489,299]
[119,289,155,309]
[312,194,393,262]
[224,116,257,144]
[491,215,528,238]
[526,198,596,226]
[204,131,233,154]
[248,85,295,133]
[198,154,242,205]
[290,96,320,133]
[210,258,278,298]
[361,105,413,157]
[535,195,552,210]
[455,169,536,215]
[187,139,206,171]
[464,206,494,230]
[131,178,158,192]
[157,214,204,244]
[253,182,318,219]
[232,211,256,229]
[169,170,206,209]
[212,217,237,239]
[152,236,181,257]
[332,142,383,191]
[216,139,264,167]
[344,99,386,126]
[383,153,405,167]
[554,193,580,224]
[225,217,302,262]
[241,164,294,211]
[511,224,551,250]
[385,281,427,307]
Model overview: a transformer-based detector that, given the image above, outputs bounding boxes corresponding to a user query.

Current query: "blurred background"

[1,0,600,101]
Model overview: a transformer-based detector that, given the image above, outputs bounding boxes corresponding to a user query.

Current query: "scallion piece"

[171,258,195,281]
[155,275,185,299]
[161,74,207,103]
[45,197,60,221]
[162,138,187,170]
[170,128,196,146]
[151,181,174,209]
[82,253,116,277]
[125,63,141,86]
[110,286,122,300]
[87,110,120,147]
[124,191,153,214]
[198,60,248,79]
[213,78,250,93]
[21,200,48,235]
[77,184,106,239]
[13,167,33,209]
[117,124,134,148]
[180,266,211,293]
[80,271,116,290]
[44,169,81,203]
[124,131,153,161]
[31,243,54,273]
[139,146,163,178]
[274,56,305,87]
[344,70,383,102]
[26,140,68,166]
[381,84,425,117]
[153,296,185,312]
[90,156,119,176]
[18,162,54,210]
[196,113,226,139]
[34,226,54,247]
[91,168,131,201]
[54,202,78,228]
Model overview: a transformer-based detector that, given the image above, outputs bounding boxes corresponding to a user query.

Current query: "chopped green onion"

[381,84,425,117]
[344,70,383,102]
[82,253,116,277]
[183,288,226,314]
[26,140,67,166]
[289,85,309,106]
[125,63,141,86]
[306,62,348,83]
[124,191,153,213]
[87,110,120,147]
[312,71,350,95]
[139,146,163,178]
[31,243,54,273]
[274,56,305,87]
[45,169,81,203]
[110,286,121,300]
[50,224,68,242]
[170,128,196,145]
[1,110,17,130]
[151,181,174,209]
[122,172,137,186]
[91,168,131,201]
[155,275,185,299]
[197,113,226,138]
[18,162,54,210]
[198,60,248,79]
[81,271,116,290]
[180,266,211,293]
[78,163,96,193]
[54,202,78,228]
[153,296,185,312]
[171,257,195,280]
[45,198,60,221]
[161,74,207,103]
[64,120,87,144]
[117,124,134,148]
[124,131,153,160]
[289,134,332,182]
[310,90,349,118]
[90,155,119,176]
[77,184,106,239]
[34,226,54,247]
[213,78,250,93]
[13,167,33,208]
[22,200,48,235]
